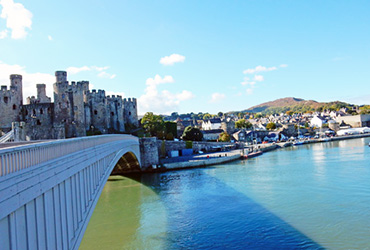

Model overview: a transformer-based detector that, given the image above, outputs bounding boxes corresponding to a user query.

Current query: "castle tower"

[107,95,125,133]
[36,84,51,103]
[55,71,67,83]
[10,74,23,105]
[123,98,139,127]
[87,89,109,134]
[69,81,89,137]
[53,71,74,137]
[0,75,23,130]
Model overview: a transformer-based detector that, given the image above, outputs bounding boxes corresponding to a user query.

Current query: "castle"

[0,71,138,140]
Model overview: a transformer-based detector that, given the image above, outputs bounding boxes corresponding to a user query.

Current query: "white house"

[202,118,222,130]
[310,115,326,128]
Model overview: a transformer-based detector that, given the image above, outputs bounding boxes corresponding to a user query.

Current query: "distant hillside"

[241,97,353,115]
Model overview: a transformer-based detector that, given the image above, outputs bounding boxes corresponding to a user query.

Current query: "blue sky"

[0,0,369,115]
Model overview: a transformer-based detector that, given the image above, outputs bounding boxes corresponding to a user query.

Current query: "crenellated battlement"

[107,95,123,102]
[0,85,17,95]
[123,97,137,104]
[89,89,106,99]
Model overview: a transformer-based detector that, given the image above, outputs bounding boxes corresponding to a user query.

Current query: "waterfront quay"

[153,132,370,172]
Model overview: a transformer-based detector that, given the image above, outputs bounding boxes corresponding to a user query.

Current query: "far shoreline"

[140,133,370,174]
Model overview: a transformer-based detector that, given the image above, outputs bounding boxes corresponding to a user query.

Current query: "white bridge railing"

[0,130,14,143]
[0,134,137,177]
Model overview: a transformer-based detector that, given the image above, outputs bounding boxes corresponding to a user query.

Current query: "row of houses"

[173,113,370,142]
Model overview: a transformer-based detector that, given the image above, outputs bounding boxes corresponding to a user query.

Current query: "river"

[80,137,370,249]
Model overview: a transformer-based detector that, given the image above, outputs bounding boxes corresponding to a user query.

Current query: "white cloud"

[0,0,32,39]
[48,35,52,41]
[159,54,186,66]
[0,29,7,38]
[91,66,109,71]
[66,66,91,74]
[66,65,116,79]
[146,74,174,86]
[241,77,255,86]
[209,92,226,103]
[176,90,194,101]
[138,74,194,114]
[98,71,116,79]
[243,65,277,74]
[246,88,253,95]
[0,61,54,102]
[254,75,264,82]
[280,64,288,68]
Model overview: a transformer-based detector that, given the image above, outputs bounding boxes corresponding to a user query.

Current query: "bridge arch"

[111,151,141,174]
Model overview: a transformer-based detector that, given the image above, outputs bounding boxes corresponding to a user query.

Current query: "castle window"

[12,104,17,110]
[37,120,41,125]
[111,112,114,116]
[94,110,98,115]
[47,107,51,113]
[40,108,43,114]
[32,109,36,116]
[129,111,132,116]
[25,110,28,115]
[3,96,8,104]
[66,101,69,108]
[118,103,120,106]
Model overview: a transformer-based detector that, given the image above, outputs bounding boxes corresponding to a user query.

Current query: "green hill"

[241,97,354,115]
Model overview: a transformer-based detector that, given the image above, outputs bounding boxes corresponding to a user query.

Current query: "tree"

[203,113,212,120]
[235,119,253,129]
[218,112,224,118]
[266,122,276,130]
[165,121,177,139]
[218,132,230,142]
[254,113,263,118]
[182,126,203,141]
[141,112,165,137]
[286,110,294,116]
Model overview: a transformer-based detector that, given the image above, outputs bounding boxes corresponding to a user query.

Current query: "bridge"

[0,135,142,250]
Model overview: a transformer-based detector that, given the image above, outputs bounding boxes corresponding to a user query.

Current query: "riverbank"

[145,150,243,172]
[144,133,370,173]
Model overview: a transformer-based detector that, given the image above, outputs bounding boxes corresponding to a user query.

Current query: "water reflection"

[79,176,167,250]
[139,171,323,250]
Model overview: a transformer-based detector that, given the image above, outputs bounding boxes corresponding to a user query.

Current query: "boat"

[244,151,263,159]
[293,140,305,146]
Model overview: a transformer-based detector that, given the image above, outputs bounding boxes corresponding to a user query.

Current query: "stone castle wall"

[0,71,138,140]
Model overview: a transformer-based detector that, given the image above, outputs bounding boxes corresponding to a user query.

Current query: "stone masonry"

[0,71,138,140]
